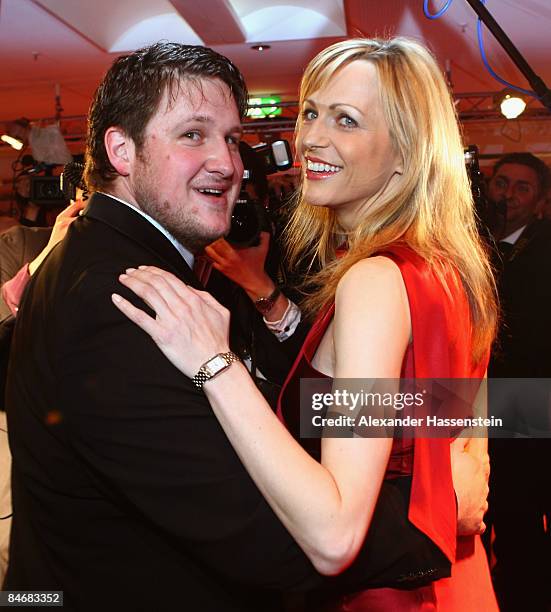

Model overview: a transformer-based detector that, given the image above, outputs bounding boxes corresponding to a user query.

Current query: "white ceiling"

[0,0,550,161]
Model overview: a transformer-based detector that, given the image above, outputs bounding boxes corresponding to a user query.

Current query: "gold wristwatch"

[192,351,240,389]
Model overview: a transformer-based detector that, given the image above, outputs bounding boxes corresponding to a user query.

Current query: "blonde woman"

[113,38,498,610]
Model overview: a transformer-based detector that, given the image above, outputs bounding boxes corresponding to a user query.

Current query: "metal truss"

[245,93,551,134]
[455,91,551,122]
[2,92,550,150]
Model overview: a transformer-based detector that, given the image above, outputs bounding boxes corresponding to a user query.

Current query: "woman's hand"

[112,266,231,377]
[450,437,490,536]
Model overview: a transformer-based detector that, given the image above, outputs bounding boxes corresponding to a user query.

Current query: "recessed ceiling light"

[251,44,270,51]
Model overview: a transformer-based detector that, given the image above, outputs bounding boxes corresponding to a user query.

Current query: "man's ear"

[104,127,135,177]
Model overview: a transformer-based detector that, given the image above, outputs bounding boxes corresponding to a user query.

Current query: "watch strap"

[254,286,281,314]
[192,351,240,389]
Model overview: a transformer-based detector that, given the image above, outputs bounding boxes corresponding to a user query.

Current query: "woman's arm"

[2,264,32,316]
[112,257,411,575]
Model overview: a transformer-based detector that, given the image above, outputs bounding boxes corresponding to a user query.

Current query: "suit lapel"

[82,192,202,290]
[507,219,541,264]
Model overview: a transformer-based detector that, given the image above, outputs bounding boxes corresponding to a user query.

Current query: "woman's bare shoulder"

[336,255,405,303]
[333,256,410,378]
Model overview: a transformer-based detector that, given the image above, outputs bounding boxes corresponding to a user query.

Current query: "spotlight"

[1,118,30,150]
[0,135,24,150]
[251,44,271,51]
[497,90,526,119]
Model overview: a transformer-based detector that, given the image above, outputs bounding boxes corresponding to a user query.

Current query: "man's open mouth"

[196,188,225,197]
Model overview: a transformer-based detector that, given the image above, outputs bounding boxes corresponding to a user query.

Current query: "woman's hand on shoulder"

[112,266,231,378]
[333,256,411,379]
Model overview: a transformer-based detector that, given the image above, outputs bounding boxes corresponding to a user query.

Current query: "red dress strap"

[276,303,335,425]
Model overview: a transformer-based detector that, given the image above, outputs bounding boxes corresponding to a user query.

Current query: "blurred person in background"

[486,152,551,612]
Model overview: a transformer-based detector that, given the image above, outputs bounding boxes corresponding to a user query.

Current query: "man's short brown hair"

[84,42,248,192]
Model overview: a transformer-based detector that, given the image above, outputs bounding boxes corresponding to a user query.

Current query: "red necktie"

[193,254,213,287]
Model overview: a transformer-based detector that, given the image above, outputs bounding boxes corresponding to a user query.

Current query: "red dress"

[277,245,498,611]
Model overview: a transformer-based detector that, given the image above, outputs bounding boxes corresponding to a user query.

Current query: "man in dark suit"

[4,42,455,610]
[486,153,551,611]
[489,152,551,378]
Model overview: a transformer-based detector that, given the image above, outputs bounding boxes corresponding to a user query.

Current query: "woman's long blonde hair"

[286,37,497,362]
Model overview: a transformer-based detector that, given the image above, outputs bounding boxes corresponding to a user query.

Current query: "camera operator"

[206,143,301,334]
[201,142,306,405]
[0,200,79,585]
[0,163,87,320]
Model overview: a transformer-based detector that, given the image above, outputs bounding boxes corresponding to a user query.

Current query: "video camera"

[464,145,505,238]
[226,140,293,247]
[29,174,66,209]
[16,157,86,209]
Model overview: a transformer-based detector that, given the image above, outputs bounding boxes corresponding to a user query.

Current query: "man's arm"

[206,234,302,335]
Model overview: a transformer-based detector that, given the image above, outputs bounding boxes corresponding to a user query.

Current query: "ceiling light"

[1,118,30,150]
[251,44,270,51]
[1,135,24,150]
[498,91,526,119]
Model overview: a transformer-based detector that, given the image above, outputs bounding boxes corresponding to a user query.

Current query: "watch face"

[255,287,280,314]
[205,355,227,376]
[255,298,273,314]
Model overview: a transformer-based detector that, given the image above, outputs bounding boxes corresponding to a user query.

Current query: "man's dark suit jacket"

[486,220,551,610]
[490,219,551,377]
[5,193,446,611]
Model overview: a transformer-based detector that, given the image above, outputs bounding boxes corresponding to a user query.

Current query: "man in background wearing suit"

[4,42,451,610]
[486,152,551,611]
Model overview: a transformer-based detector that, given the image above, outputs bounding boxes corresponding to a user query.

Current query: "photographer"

[201,142,307,403]
[0,163,87,319]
